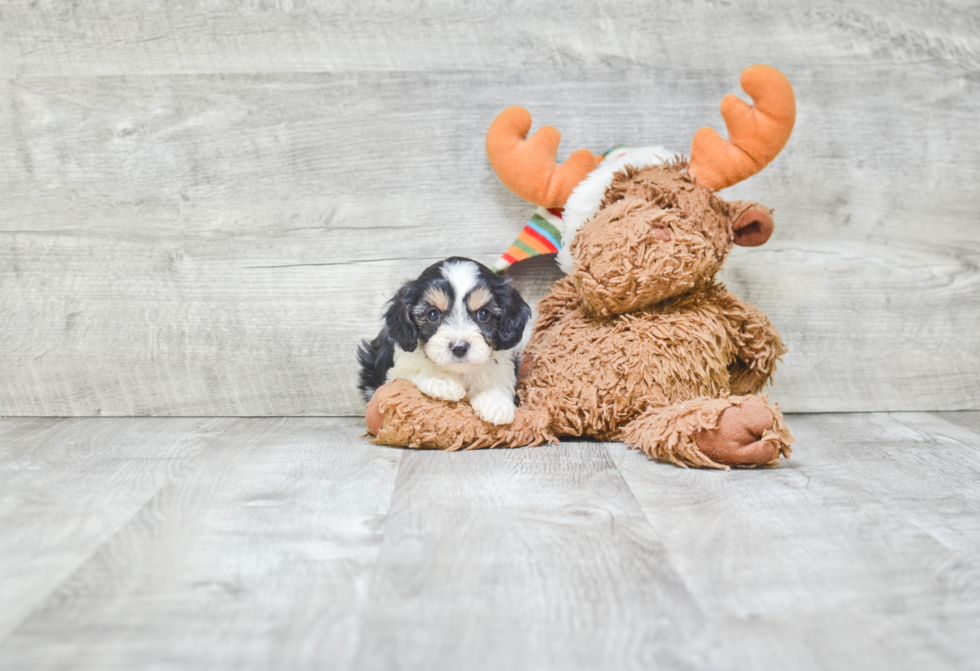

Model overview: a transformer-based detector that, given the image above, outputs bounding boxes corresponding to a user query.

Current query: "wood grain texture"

[935,411,980,437]
[351,441,713,671]
[0,418,402,670]
[1,0,978,76]
[607,412,980,670]
[3,415,979,669]
[1,2,979,415]
[0,417,234,639]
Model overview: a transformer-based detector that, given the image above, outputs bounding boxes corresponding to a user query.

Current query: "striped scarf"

[490,207,564,273]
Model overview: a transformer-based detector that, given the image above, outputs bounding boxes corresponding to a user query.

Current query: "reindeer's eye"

[475,308,490,322]
[426,308,441,322]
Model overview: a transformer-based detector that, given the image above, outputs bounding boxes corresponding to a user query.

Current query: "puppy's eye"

[426,308,441,322]
[475,308,490,322]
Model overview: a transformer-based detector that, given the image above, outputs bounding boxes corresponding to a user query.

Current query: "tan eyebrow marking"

[466,286,493,312]
[424,287,450,312]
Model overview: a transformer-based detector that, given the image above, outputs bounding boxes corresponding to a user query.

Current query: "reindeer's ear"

[730,202,774,247]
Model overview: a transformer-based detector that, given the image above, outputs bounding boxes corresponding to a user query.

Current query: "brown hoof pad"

[695,399,778,466]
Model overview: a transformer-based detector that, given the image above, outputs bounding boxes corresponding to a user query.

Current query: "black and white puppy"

[358,257,532,425]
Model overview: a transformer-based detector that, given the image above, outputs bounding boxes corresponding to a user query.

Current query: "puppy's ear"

[494,280,532,350]
[384,284,420,351]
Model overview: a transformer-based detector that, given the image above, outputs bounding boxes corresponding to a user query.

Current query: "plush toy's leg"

[365,380,556,451]
[620,396,793,470]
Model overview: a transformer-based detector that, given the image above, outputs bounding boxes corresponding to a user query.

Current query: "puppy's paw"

[470,389,516,425]
[417,377,467,402]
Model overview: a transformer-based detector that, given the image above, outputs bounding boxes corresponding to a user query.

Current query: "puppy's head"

[385,257,531,373]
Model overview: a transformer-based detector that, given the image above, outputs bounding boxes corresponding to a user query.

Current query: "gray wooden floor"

[2,413,979,670]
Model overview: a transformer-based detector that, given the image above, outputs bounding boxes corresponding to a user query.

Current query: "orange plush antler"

[486,107,598,209]
[688,65,796,192]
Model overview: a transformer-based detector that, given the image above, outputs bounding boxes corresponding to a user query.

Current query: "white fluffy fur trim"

[557,146,674,274]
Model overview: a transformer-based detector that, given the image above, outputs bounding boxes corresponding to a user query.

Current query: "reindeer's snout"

[651,222,671,242]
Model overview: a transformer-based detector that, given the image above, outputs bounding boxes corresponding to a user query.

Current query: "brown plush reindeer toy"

[366,65,796,469]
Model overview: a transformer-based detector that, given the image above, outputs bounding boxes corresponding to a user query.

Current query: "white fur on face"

[439,259,479,303]
[421,260,492,373]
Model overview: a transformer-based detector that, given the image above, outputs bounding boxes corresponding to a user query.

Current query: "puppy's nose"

[451,342,470,358]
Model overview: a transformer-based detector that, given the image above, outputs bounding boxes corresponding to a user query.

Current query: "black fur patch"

[356,331,396,402]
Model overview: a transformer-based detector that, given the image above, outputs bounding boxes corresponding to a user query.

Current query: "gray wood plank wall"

[2,1,979,416]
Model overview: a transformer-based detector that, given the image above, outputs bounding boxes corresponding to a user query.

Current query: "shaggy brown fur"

[368,162,794,469]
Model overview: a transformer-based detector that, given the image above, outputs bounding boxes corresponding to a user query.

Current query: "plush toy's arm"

[366,380,555,450]
[716,290,786,395]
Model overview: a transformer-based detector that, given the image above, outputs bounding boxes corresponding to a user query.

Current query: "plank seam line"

[344,445,409,669]
[0,417,244,646]
[887,412,980,455]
